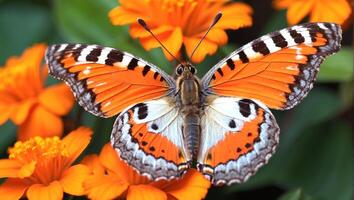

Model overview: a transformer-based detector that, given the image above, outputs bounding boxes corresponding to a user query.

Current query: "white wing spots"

[78,46,96,62]
[95,82,107,87]
[243,44,262,59]
[138,61,146,68]
[318,23,329,30]
[231,54,240,62]
[83,69,91,75]
[280,29,297,46]
[132,98,174,123]
[261,36,281,53]
[297,29,313,44]
[72,44,81,50]
[286,65,298,71]
[57,44,68,52]
[97,47,112,64]
[102,101,111,108]
[296,54,304,60]
[121,55,132,67]
[289,46,302,54]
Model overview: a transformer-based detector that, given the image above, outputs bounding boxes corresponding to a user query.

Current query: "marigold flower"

[0,127,92,200]
[109,0,253,63]
[0,44,74,140]
[82,144,211,200]
[273,0,352,25]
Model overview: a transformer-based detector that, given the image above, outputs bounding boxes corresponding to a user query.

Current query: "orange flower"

[273,0,352,25]
[109,0,253,63]
[0,44,74,140]
[0,127,92,200]
[82,144,211,200]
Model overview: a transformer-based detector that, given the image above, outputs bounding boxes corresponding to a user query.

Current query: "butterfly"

[45,22,341,185]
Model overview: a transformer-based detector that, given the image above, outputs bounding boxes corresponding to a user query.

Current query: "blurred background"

[0,0,352,199]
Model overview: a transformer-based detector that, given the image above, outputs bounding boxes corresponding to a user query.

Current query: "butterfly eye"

[189,66,196,74]
[176,66,184,75]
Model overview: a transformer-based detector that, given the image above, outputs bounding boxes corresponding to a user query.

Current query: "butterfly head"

[176,62,197,78]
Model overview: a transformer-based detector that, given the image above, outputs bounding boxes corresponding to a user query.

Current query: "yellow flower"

[109,0,253,63]
[0,127,92,200]
[273,0,352,25]
[82,144,211,200]
[0,44,74,140]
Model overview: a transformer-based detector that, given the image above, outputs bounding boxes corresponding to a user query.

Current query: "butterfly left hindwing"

[111,97,190,180]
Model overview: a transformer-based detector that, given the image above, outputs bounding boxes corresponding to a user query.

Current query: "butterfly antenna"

[190,12,222,61]
[137,18,182,64]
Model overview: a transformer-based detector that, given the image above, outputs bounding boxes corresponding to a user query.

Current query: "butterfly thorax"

[175,63,202,164]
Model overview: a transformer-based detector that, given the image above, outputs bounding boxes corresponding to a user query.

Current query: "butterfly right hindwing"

[197,96,279,185]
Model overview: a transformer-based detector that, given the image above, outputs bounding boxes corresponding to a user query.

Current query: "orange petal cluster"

[0,44,74,140]
[0,127,92,200]
[82,144,211,200]
[273,0,352,25]
[109,0,253,63]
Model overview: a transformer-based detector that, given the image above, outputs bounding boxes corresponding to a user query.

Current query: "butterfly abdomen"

[183,112,201,164]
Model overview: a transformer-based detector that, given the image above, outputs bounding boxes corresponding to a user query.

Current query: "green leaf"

[262,10,288,34]
[0,122,16,158]
[317,47,353,82]
[278,189,313,200]
[0,1,52,64]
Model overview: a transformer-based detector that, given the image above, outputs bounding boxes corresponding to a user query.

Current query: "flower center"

[9,136,69,162]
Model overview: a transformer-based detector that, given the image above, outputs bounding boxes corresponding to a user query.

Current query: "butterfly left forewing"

[46,44,175,118]
[197,96,279,185]
[202,23,342,110]
[111,97,190,180]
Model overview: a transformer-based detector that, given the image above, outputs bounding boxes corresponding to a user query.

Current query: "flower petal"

[139,27,183,61]
[205,28,228,45]
[287,0,314,25]
[99,144,128,180]
[130,24,174,38]
[62,127,92,167]
[10,99,36,125]
[17,105,63,141]
[84,174,129,200]
[26,181,63,200]
[127,185,167,200]
[273,0,296,9]
[109,7,140,25]
[184,37,218,63]
[60,164,90,195]
[38,83,74,116]
[0,106,13,125]
[162,169,211,200]
[0,178,29,200]
[18,161,36,178]
[0,159,23,178]
[0,93,16,125]
[216,2,253,30]
[310,0,352,25]
[99,144,150,184]
[81,154,105,175]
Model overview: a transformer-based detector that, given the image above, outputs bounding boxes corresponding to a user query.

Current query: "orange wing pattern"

[46,44,175,117]
[197,97,279,185]
[111,98,190,180]
[202,23,342,110]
